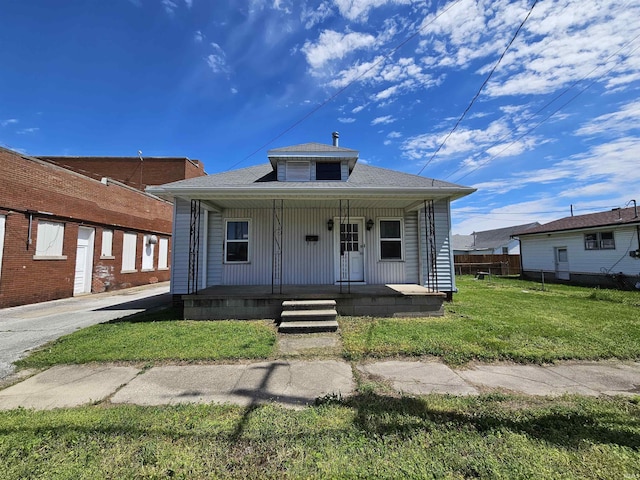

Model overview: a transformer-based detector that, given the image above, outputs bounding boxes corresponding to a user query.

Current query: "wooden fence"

[453,254,521,276]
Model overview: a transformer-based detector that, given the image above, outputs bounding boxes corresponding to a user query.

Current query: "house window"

[122,232,137,272]
[158,237,169,270]
[225,220,250,263]
[285,161,310,181]
[379,219,403,260]
[142,235,155,271]
[502,246,509,254]
[101,229,113,257]
[35,220,65,258]
[584,231,615,250]
[316,162,341,180]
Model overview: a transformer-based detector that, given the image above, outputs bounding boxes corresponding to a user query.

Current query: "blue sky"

[1,0,639,234]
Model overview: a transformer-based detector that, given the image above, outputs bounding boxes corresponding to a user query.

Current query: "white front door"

[335,219,365,282]
[74,227,95,295]
[555,247,570,280]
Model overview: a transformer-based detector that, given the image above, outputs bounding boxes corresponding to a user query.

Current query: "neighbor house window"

[225,220,250,263]
[158,237,169,270]
[316,162,341,180]
[379,219,403,260]
[584,231,615,250]
[35,220,65,258]
[122,232,137,272]
[101,229,113,257]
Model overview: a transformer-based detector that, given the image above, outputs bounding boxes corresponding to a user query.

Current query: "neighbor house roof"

[453,222,540,251]
[515,207,640,236]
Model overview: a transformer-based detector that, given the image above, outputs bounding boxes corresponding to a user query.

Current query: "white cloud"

[194,30,204,43]
[207,43,229,74]
[231,87,238,94]
[352,105,366,113]
[302,30,376,71]
[17,127,39,135]
[574,99,640,137]
[371,115,395,125]
[162,0,178,15]
[332,0,412,22]
[301,1,333,29]
[1,118,18,127]
[338,117,356,123]
[387,131,402,138]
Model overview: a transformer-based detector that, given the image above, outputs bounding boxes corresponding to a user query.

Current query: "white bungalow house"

[147,134,475,322]
[515,206,640,290]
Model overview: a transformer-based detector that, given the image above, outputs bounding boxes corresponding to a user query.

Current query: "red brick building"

[38,155,205,191]
[0,147,179,308]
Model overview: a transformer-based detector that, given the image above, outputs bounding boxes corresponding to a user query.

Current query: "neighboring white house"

[147,135,475,317]
[452,223,540,255]
[515,206,640,289]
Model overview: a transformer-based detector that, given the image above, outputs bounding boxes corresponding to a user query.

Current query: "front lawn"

[341,276,640,364]
[1,395,638,479]
[16,317,277,369]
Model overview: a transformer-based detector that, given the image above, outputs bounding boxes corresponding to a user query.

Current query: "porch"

[182,284,446,320]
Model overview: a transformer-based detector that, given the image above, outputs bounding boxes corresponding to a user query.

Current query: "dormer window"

[316,162,341,180]
[285,161,311,181]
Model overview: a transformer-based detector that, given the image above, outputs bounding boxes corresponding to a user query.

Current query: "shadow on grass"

[339,393,640,451]
[105,306,181,324]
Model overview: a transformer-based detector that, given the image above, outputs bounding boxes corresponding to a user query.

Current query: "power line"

[444,31,640,183]
[225,0,466,171]
[416,0,539,176]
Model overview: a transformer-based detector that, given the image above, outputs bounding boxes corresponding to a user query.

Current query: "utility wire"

[225,0,465,171]
[416,0,539,176]
[444,31,640,182]
[451,39,640,183]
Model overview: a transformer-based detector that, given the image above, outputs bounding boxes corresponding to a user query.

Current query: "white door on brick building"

[0,215,5,285]
[74,227,95,295]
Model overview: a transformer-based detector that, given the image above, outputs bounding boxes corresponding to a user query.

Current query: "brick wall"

[38,156,206,191]
[0,148,173,307]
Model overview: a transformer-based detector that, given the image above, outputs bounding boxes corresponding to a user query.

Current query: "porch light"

[366,219,374,231]
[327,219,334,231]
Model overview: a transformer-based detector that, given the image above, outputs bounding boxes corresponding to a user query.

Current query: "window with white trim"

[122,232,137,272]
[35,220,65,257]
[225,219,250,263]
[584,231,615,250]
[379,219,403,260]
[101,229,113,257]
[158,237,169,269]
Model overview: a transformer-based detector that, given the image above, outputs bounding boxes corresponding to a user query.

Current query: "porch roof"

[147,163,475,210]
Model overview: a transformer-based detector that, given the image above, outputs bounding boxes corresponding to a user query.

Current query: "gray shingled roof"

[153,162,470,191]
[268,142,358,154]
[516,207,640,235]
[452,222,540,251]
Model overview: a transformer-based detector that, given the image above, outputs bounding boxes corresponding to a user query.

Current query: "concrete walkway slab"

[111,360,355,409]
[457,364,601,396]
[0,365,140,410]
[358,360,478,396]
[546,362,640,397]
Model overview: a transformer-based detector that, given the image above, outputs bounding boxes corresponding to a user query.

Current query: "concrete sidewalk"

[1,359,639,410]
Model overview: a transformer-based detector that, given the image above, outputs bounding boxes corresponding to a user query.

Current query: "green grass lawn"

[16,316,277,369]
[1,394,638,479]
[341,276,640,364]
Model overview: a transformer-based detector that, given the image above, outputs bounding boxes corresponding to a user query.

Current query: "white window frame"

[121,232,138,272]
[101,229,114,258]
[224,219,251,263]
[141,235,155,271]
[158,237,169,270]
[0,215,5,284]
[584,231,615,250]
[34,220,66,259]
[378,218,404,261]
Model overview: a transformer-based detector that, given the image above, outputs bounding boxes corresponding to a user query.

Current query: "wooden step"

[280,309,337,323]
[282,299,336,310]
[278,320,339,334]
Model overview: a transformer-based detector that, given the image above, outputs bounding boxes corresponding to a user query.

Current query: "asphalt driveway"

[0,282,171,380]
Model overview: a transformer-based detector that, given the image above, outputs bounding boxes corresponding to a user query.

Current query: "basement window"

[225,219,250,263]
[584,231,615,250]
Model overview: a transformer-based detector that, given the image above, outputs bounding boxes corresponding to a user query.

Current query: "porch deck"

[182,284,446,320]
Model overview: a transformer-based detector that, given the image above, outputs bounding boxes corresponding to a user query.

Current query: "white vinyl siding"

[101,229,113,257]
[35,220,65,258]
[0,215,5,283]
[158,237,169,270]
[121,232,137,272]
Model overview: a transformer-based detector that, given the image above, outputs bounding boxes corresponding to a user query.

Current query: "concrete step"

[280,309,337,323]
[278,320,339,333]
[282,299,336,310]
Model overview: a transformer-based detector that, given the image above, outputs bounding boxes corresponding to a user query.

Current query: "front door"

[335,219,365,282]
[555,247,570,280]
[74,227,95,295]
